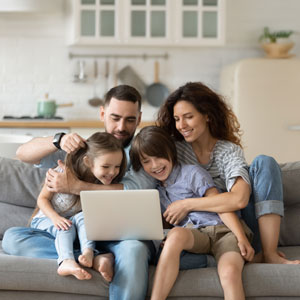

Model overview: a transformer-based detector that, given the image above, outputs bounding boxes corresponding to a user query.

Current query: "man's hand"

[51,215,72,231]
[163,200,189,225]
[46,160,79,194]
[238,238,255,262]
[60,133,86,153]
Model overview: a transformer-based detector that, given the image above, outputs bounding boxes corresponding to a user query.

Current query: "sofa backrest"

[0,157,46,239]
[279,161,300,246]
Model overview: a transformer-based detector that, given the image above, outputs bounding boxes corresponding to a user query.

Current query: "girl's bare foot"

[79,248,94,268]
[57,259,92,280]
[93,253,114,282]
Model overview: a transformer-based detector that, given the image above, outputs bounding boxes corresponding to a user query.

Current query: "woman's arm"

[163,177,250,224]
[218,212,254,261]
[187,177,250,212]
[37,184,72,230]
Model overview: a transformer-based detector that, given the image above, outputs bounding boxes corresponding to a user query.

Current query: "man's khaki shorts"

[189,220,253,262]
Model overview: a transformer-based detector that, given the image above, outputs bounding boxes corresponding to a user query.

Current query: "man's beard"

[121,135,134,148]
[113,131,133,148]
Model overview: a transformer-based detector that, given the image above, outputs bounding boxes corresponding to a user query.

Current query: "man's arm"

[16,136,57,164]
[16,133,86,165]
[45,160,123,195]
[45,160,157,194]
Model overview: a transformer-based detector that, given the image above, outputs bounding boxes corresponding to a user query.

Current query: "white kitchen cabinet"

[67,0,225,46]
[220,58,300,164]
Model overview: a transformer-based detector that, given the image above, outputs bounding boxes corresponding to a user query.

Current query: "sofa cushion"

[1,242,300,299]
[280,161,300,206]
[0,157,45,208]
[0,202,34,239]
[279,161,300,246]
[0,251,109,297]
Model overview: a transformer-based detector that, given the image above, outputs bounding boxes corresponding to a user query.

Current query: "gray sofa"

[0,156,300,300]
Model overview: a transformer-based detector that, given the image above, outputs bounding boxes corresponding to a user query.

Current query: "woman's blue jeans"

[241,155,284,252]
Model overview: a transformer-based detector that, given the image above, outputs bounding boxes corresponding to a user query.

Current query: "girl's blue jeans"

[30,211,95,265]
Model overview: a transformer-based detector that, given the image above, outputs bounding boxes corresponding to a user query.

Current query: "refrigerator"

[220,58,300,164]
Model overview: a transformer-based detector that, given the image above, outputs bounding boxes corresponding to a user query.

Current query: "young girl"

[130,126,254,300]
[30,132,126,281]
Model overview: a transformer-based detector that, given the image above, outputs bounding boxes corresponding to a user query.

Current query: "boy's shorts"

[189,220,253,262]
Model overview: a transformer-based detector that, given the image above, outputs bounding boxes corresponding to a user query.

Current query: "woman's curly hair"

[156,82,242,147]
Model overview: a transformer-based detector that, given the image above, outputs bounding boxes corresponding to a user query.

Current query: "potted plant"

[259,27,294,58]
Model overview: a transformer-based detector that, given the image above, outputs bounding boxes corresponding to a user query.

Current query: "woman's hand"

[163,200,189,225]
[51,215,72,231]
[238,238,255,262]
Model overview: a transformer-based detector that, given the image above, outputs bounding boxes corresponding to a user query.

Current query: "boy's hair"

[66,132,126,184]
[130,126,177,172]
[104,84,142,111]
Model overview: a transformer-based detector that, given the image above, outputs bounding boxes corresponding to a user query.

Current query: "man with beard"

[3,85,155,300]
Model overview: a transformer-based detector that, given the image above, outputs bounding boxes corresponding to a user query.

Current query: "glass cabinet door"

[79,0,119,42]
[176,0,224,45]
[125,0,171,44]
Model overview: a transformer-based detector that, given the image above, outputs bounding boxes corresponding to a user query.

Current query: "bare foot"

[58,259,92,280]
[79,248,94,268]
[264,252,300,264]
[93,253,114,282]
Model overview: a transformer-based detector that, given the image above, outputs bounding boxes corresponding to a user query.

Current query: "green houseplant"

[259,27,294,58]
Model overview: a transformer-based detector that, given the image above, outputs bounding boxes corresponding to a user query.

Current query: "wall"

[0,0,299,121]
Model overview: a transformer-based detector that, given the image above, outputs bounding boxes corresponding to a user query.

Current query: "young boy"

[130,126,254,300]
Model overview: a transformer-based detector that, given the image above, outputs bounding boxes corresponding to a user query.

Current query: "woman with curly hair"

[156,81,299,265]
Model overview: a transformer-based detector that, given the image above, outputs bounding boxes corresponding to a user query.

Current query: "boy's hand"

[238,238,255,262]
[163,200,188,225]
[52,215,72,231]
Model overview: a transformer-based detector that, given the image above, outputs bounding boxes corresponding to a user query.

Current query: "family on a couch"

[3,83,300,300]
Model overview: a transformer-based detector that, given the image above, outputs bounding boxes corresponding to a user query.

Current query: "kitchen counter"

[0,120,155,129]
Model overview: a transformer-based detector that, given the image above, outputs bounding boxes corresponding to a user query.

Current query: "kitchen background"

[1,0,299,121]
[1,0,300,163]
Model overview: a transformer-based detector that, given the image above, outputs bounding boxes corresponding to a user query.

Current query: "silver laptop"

[80,189,164,241]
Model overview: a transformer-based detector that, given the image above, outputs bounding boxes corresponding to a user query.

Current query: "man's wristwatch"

[53,132,66,150]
